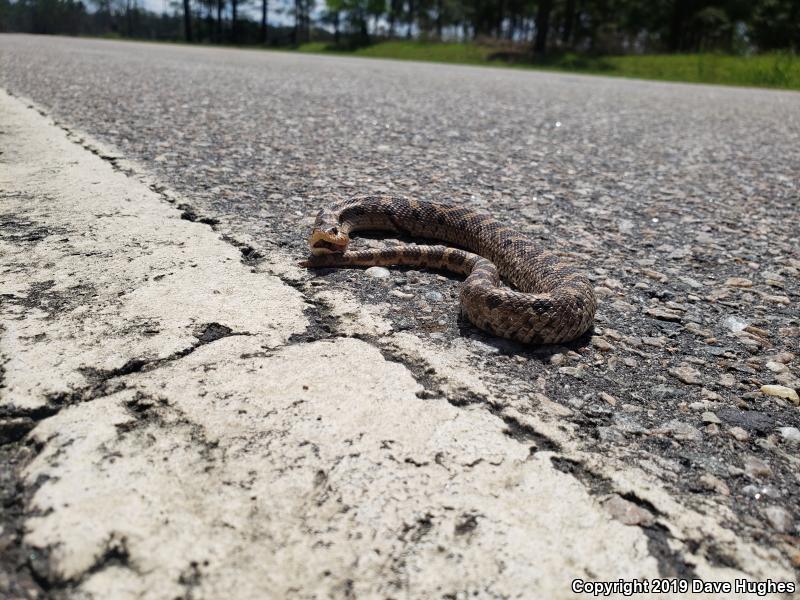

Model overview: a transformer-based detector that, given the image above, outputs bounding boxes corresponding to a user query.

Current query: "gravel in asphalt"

[1,34,799,596]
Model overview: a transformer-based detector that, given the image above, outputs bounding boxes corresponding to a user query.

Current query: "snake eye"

[329,226,339,235]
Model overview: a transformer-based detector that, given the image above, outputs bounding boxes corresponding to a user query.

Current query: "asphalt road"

[2,34,799,595]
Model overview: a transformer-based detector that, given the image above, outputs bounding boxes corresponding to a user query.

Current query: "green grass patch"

[295,41,800,90]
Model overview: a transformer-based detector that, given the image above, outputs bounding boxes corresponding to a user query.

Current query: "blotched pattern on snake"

[302,196,596,344]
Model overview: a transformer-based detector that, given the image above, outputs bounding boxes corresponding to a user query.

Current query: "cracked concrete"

[0,69,796,599]
[0,89,308,413]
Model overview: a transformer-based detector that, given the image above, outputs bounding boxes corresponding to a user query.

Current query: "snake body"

[304,196,596,344]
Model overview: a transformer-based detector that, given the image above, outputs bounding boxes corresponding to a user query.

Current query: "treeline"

[0,0,797,53]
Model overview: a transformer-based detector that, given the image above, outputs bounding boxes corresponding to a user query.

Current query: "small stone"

[645,307,682,322]
[728,426,750,442]
[549,353,565,366]
[365,266,391,279]
[642,336,666,348]
[718,373,736,388]
[744,325,769,338]
[591,336,614,352]
[778,427,800,444]
[423,290,443,302]
[599,392,617,406]
[763,506,793,533]
[558,366,583,379]
[765,361,788,374]
[701,411,720,424]
[760,385,799,404]
[669,366,702,385]
[743,456,772,479]
[771,352,795,364]
[658,419,702,442]
[725,277,752,288]
[389,290,414,299]
[534,393,573,417]
[602,494,655,527]
[764,294,790,305]
[698,474,730,496]
[742,484,780,499]
[721,316,748,333]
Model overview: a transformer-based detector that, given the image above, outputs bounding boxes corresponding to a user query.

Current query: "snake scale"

[302,196,596,344]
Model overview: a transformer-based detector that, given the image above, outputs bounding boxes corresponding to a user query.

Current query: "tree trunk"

[406,0,414,38]
[435,0,442,39]
[182,0,192,41]
[231,0,238,42]
[216,0,223,43]
[533,0,552,54]
[669,0,689,51]
[561,0,575,46]
[333,10,340,45]
[260,0,268,43]
[292,0,299,44]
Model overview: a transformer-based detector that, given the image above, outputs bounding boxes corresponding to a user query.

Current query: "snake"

[302,196,596,344]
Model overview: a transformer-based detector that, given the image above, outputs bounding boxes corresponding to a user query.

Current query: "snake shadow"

[455,313,595,362]
[309,229,595,360]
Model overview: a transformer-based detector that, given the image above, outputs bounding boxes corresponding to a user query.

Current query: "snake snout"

[308,228,349,256]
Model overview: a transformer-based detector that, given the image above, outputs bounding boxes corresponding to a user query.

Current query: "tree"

[533,0,551,53]
[216,0,223,42]
[183,0,192,41]
[260,0,268,43]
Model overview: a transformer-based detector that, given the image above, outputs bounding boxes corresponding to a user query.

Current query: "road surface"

[1,34,799,599]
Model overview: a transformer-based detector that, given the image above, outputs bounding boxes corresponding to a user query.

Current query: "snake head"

[308,225,349,256]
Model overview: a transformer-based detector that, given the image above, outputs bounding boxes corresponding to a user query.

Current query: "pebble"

[599,392,617,406]
[602,494,655,527]
[743,456,772,479]
[718,374,736,388]
[701,411,720,424]
[558,366,583,379]
[642,336,666,348]
[669,366,702,385]
[725,277,753,288]
[389,290,414,299]
[728,426,750,442]
[591,336,614,352]
[765,361,788,374]
[722,315,748,333]
[701,388,722,401]
[659,419,702,442]
[741,484,779,500]
[423,290,443,302]
[771,352,795,364]
[778,427,800,444]
[645,307,682,322]
[698,473,730,496]
[760,384,799,404]
[534,393,573,417]
[365,266,391,279]
[763,506,794,533]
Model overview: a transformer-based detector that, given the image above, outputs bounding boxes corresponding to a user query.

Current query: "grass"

[296,40,800,90]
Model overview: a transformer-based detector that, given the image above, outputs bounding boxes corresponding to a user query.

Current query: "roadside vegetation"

[298,41,800,89]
